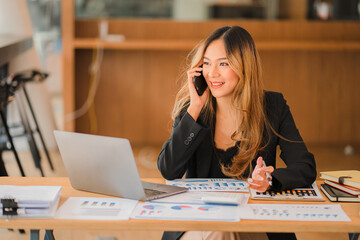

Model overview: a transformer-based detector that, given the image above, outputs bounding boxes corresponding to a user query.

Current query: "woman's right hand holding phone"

[187,66,209,121]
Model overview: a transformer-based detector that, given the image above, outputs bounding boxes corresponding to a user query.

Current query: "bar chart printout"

[55,197,138,220]
[166,178,248,192]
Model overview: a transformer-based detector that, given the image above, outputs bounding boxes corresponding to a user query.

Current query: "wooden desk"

[0,177,359,239]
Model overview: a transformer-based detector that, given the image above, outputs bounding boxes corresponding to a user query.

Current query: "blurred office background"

[0,0,359,239]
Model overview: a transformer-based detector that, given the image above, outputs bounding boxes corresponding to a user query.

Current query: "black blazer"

[157,91,316,240]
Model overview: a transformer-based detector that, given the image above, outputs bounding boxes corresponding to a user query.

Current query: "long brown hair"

[173,26,269,179]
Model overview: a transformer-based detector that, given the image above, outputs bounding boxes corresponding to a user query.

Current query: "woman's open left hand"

[247,156,274,193]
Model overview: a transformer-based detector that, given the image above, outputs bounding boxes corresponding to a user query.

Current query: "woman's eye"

[203,62,210,66]
[220,62,229,66]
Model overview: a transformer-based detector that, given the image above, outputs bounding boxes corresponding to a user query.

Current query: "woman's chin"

[210,90,232,99]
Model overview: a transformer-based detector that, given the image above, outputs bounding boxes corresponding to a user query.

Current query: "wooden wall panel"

[75,49,188,145]
[75,50,147,143]
[143,51,188,144]
[261,50,360,143]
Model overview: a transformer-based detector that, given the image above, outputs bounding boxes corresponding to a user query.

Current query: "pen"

[262,161,272,187]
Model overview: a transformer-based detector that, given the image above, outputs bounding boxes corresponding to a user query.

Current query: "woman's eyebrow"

[203,56,228,61]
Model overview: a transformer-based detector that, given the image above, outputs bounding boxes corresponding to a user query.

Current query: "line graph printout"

[239,204,350,222]
[166,178,248,192]
[131,202,240,221]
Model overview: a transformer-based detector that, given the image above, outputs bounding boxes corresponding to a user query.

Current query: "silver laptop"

[54,130,187,201]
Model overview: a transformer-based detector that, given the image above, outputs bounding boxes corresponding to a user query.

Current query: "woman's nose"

[207,65,220,77]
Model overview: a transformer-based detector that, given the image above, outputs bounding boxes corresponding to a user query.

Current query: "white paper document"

[166,178,248,192]
[56,197,138,220]
[0,185,62,218]
[131,202,240,221]
[151,191,249,206]
[239,204,351,222]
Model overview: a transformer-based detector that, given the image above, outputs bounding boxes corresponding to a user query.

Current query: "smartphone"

[192,71,207,96]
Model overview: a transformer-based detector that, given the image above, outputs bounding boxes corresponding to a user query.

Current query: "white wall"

[0,0,58,150]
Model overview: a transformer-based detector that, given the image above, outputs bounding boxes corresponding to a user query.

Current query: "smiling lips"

[210,81,225,88]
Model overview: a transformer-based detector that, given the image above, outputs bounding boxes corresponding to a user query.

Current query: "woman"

[157,26,316,240]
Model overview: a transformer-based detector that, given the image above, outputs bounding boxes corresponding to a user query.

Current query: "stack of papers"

[133,178,350,222]
[130,179,250,221]
[0,185,62,218]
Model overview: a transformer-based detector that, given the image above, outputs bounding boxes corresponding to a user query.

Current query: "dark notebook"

[321,184,360,202]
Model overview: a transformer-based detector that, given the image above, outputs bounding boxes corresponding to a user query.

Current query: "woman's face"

[202,39,239,100]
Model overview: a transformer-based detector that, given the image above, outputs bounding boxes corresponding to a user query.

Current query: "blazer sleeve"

[157,111,210,180]
[269,93,317,190]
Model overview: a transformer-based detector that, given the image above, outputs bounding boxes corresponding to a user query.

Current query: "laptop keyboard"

[144,188,166,197]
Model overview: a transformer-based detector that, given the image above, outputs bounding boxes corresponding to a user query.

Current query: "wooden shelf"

[74,38,198,51]
[208,2,264,7]
[257,41,360,51]
[73,38,360,51]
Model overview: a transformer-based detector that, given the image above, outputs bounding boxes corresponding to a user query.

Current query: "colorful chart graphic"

[198,206,219,211]
[79,199,121,209]
[143,205,165,210]
[171,205,192,211]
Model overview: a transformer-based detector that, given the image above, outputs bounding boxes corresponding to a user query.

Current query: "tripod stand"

[0,69,25,176]
[12,70,55,176]
[0,69,55,176]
